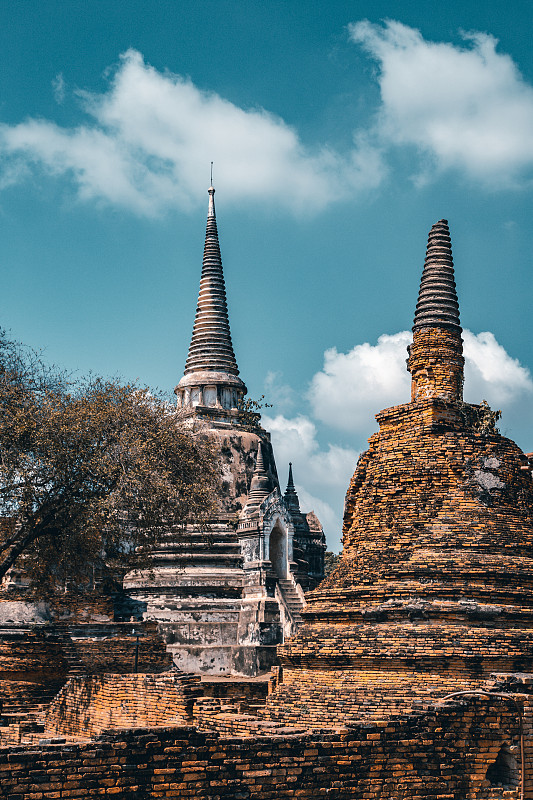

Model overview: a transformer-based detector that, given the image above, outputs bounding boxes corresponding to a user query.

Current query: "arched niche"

[269,522,287,579]
[485,742,520,790]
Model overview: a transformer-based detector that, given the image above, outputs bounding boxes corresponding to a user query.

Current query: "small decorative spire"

[183,185,240,376]
[413,219,461,333]
[246,443,272,508]
[284,462,300,513]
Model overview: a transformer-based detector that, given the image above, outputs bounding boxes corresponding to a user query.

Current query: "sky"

[1,0,533,551]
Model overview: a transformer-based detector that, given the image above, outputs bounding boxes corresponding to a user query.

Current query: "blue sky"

[1,0,533,550]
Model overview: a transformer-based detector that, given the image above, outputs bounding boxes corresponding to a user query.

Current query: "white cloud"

[4,29,531,212]
[462,330,533,407]
[308,331,412,434]
[309,329,533,439]
[52,73,66,104]
[0,49,384,217]
[263,371,296,413]
[262,412,358,551]
[263,413,358,492]
[349,20,533,186]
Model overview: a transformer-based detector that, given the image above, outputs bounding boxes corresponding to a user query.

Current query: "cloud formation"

[349,20,533,186]
[2,24,533,213]
[2,28,533,212]
[52,73,66,105]
[262,413,359,493]
[0,50,383,217]
[293,327,533,548]
[462,330,533,407]
[309,329,533,438]
[309,331,412,434]
[262,412,359,550]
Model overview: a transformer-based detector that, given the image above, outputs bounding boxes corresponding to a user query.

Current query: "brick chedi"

[265,219,533,729]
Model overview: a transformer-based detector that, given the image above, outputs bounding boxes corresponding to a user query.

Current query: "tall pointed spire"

[407,219,464,403]
[413,220,461,333]
[184,185,240,376]
[176,184,246,413]
[284,463,301,513]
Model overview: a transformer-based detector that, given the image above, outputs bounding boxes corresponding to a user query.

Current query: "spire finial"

[207,179,215,218]
[245,443,272,508]
[284,462,300,513]
[210,161,213,187]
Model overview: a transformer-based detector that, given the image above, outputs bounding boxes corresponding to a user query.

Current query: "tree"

[236,394,272,431]
[0,330,218,589]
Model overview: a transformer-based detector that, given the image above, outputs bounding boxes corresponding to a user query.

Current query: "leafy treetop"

[0,330,218,591]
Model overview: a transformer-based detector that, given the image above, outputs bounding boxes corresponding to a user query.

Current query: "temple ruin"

[123,183,326,675]
[2,217,533,799]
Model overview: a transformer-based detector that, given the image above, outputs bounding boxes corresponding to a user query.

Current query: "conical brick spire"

[413,220,461,334]
[284,463,301,513]
[407,219,464,402]
[184,186,240,375]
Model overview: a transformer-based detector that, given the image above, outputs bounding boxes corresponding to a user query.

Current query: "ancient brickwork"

[0,696,523,799]
[265,390,533,727]
[67,622,172,675]
[0,590,115,623]
[45,672,202,738]
[200,677,269,711]
[263,219,533,755]
[407,324,464,402]
[0,627,69,711]
[0,621,171,717]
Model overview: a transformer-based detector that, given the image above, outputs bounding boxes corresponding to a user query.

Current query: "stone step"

[277,579,306,620]
[156,542,241,554]
[151,552,243,563]
[160,529,238,541]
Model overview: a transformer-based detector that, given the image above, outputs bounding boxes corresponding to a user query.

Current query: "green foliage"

[0,329,218,589]
[460,399,502,434]
[236,394,272,431]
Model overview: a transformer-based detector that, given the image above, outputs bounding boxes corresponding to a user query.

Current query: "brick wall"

[0,622,172,712]
[68,622,173,674]
[0,696,524,799]
[0,627,69,710]
[45,672,202,738]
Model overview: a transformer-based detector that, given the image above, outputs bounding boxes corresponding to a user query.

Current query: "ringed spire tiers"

[407,219,464,403]
[176,185,246,413]
[413,219,461,333]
